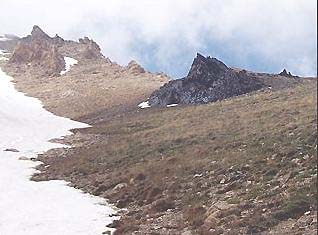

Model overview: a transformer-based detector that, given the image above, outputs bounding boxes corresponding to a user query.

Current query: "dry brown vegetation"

[4,58,168,121]
[33,79,317,234]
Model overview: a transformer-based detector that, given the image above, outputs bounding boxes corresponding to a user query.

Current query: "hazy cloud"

[0,0,316,77]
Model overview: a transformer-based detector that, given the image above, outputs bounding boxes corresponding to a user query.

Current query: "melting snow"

[0,50,9,60]
[0,36,11,42]
[60,57,78,75]
[167,104,178,107]
[0,63,117,234]
[138,101,151,109]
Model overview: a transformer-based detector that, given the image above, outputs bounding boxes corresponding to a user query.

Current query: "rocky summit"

[8,25,104,76]
[148,53,265,106]
[9,25,65,76]
[279,68,298,78]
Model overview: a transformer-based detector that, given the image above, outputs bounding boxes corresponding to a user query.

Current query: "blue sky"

[0,0,317,78]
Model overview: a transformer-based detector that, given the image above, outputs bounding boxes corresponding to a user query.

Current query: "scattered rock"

[94,184,109,195]
[151,198,175,212]
[112,183,128,193]
[204,214,220,229]
[134,173,146,181]
[181,229,193,235]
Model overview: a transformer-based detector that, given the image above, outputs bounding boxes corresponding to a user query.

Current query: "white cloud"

[0,0,316,76]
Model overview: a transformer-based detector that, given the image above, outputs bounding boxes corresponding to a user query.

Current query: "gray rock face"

[148,53,265,106]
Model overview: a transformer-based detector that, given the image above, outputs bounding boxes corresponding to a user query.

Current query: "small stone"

[204,215,219,229]
[181,230,193,235]
[220,179,226,184]
[214,201,233,210]
[112,183,127,193]
[18,156,29,160]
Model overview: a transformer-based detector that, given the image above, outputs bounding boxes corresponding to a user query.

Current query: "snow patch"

[0,50,10,60]
[138,101,151,109]
[167,103,178,107]
[0,60,117,234]
[0,36,11,42]
[60,57,78,75]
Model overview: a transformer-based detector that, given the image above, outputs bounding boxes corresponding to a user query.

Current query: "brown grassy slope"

[4,59,168,122]
[34,79,317,234]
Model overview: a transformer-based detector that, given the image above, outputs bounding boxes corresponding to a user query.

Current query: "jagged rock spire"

[30,25,51,40]
[279,68,296,78]
[148,53,265,106]
[127,60,145,74]
[187,53,229,82]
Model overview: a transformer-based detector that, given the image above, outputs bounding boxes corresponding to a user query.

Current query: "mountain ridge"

[148,53,301,107]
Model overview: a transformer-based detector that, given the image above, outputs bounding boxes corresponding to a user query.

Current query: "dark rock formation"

[279,69,297,78]
[148,53,265,106]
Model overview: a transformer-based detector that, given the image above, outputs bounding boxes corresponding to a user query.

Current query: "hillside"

[33,78,317,234]
[148,53,302,107]
[1,25,316,235]
[2,26,169,121]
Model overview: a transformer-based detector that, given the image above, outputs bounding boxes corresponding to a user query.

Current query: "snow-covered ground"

[138,100,179,109]
[138,100,150,109]
[0,62,117,234]
[60,57,78,75]
[167,104,178,107]
[0,36,11,41]
[0,50,9,61]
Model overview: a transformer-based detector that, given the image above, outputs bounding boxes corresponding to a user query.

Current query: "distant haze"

[0,0,317,77]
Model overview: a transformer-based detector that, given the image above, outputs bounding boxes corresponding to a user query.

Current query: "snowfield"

[0,50,9,61]
[0,36,11,42]
[60,57,78,75]
[0,65,117,234]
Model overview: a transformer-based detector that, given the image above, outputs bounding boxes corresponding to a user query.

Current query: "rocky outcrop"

[126,60,146,75]
[8,25,65,76]
[53,34,65,46]
[7,26,106,76]
[78,36,103,59]
[279,69,297,78]
[148,53,265,106]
